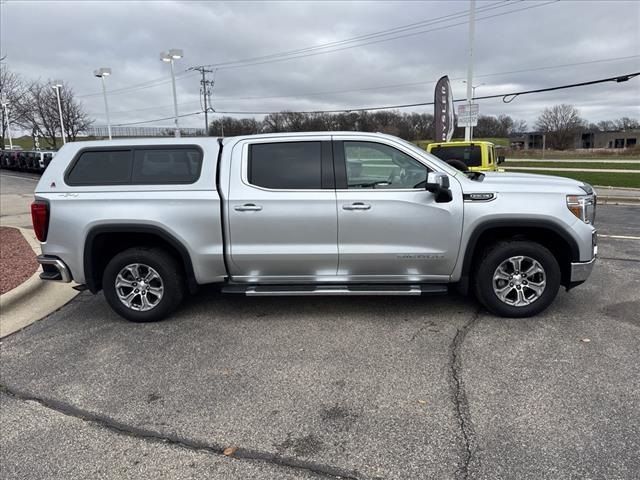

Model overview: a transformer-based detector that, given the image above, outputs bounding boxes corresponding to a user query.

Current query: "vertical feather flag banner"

[434,75,455,142]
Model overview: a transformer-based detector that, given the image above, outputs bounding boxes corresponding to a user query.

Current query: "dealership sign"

[457,103,479,127]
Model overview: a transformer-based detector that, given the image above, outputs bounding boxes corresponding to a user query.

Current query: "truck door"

[334,138,464,282]
[226,137,338,282]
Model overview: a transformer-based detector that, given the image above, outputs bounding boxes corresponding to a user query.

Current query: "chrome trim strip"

[245,286,423,296]
[37,255,72,283]
[570,257,596,283]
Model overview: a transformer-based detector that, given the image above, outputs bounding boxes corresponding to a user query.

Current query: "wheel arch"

[458,219,580,294]
[83,224,197,294]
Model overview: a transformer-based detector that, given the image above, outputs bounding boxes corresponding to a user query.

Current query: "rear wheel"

[102,247,185,322]
[474,240,560,318]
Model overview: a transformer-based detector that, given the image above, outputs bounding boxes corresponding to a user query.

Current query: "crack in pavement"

[0,384,363,480]
[449,309,481,480]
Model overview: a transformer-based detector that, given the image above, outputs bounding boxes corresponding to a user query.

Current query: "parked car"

[32,133,597,322]
[427,140,504,172]
[0,149,56,173]
[41,151,55,170]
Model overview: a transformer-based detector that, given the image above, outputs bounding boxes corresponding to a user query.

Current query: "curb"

[596,196,640,206]
[0,227,79,338]
[594,185,640,192]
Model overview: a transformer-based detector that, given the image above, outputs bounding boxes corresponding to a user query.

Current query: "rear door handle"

[234,203,263,211]
[343,202,371,211]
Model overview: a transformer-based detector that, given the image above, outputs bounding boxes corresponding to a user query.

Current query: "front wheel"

[102,247,185,322]
[474,241,560,318]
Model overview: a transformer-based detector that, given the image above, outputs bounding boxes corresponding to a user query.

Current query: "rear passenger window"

[66,150,133,185]
[132,148,202,184]
[248,142,321,189]
[66,146,202,186]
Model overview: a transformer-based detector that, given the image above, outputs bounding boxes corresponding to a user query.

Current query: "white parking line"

[0,173,39,182]
[599,234,640,240]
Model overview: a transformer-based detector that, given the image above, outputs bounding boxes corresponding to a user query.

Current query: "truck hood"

[466,171,589,195]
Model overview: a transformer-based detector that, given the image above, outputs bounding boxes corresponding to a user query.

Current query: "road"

[1,169,639,480]
[505,166,639,173]
[0,171,39,228]
[506,158,640,163]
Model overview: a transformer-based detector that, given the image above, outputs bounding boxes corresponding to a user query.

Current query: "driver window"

[343,141,428,189]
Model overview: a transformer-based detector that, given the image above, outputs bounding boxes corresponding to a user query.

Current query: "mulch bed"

[0,227,38,295]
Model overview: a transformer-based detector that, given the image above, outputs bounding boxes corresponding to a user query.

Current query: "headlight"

[567,194,596,224]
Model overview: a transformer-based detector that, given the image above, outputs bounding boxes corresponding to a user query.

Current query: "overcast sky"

[1,0,639,130]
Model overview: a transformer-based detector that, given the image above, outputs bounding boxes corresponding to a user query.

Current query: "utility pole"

[189,66,215,135]
[464,0,476,142]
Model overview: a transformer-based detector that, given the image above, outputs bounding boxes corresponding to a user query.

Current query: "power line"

[212,72,639,115]
[87,54,640,118]
[78,2,511,99]
[210,54,640,103]
[108,72,638,125]
[194,1,558,71]
[77,1,556,100]
[111,111,203,127]
[77,71,197,99]
[195,1,511,70]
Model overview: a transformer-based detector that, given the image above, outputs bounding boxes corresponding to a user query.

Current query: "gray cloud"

[2,0,639,130]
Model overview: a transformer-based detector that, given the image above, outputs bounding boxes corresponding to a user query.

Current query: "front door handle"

[235,203,263,212]
[343,202,371,211]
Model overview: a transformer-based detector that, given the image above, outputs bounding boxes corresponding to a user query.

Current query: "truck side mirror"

[425,172,452,203]
[498,155,505,164]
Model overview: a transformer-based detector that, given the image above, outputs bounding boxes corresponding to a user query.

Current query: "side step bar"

[222,284,447,296]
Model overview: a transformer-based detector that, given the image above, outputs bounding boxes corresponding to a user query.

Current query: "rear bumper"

[37,255,72,283]
[570,257,596,283]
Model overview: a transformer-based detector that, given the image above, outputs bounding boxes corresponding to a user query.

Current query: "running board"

[222,284,448,296]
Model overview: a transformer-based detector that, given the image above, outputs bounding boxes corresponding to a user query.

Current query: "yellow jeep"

[426,141,505,172]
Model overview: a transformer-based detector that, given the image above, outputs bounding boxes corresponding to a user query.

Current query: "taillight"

[31,200,49,242]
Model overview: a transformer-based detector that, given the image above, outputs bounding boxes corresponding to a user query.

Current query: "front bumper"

[570,257,596,283]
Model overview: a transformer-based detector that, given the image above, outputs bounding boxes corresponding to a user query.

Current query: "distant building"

[510,129,639,150]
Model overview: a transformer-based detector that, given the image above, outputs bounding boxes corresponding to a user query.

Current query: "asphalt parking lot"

[1,170,638,479]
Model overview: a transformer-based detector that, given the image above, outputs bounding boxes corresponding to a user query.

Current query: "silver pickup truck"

[32,132,597,322]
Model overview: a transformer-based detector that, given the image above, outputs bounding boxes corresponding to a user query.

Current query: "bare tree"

[60,86,93,141]
[535,104,584,150]
[14,80,92,149]
[614,117,640,131]
[0,65,27,147]
[511,119,528,135]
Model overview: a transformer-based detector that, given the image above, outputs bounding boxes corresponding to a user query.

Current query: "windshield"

[430,145,482,167]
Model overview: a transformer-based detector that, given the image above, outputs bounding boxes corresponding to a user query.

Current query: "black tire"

[102,247,185,322]
[474,240,561,318]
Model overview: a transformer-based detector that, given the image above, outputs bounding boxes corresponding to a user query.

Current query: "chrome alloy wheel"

[115,263,164,311]
[492,255,546,307]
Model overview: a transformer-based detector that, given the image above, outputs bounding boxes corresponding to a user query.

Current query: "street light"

[160,48,183,138]
[462,80,485,141]
[462,80,485,99]
[94,67,112,140]
[51,80,66,145]
[0,94,13,149]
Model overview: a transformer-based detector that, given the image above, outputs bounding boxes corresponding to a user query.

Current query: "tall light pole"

[94,67,112,140]
[462,80,484,140]
[464,0,476,142]
[52,80,66,145]
[0,95,13,149]
[160,49,183,138]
